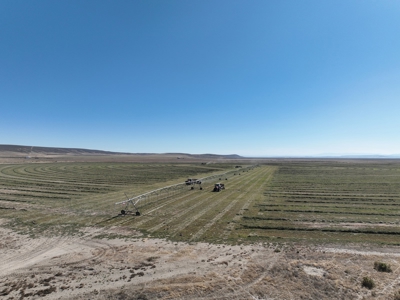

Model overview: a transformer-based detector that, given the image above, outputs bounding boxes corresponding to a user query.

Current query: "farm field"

[2,159,400,299]
[0,162,239,238]
[242,160,400,245]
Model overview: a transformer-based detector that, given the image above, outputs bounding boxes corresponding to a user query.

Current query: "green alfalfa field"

[3,159,400,300]
[1,160,400,245]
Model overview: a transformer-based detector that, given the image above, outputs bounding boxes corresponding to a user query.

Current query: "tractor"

[185,178,202,185]
[213,183,225,192]
[185,178,203,190]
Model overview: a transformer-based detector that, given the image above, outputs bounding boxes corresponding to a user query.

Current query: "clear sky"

[1,0,400,156]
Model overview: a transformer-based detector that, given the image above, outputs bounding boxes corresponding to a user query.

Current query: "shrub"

[394,290,400,300]
[362,276,375,289]
[374,261,392,273]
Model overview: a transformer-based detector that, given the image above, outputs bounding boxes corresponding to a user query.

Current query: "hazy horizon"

[2,1,400,156]
[2,143,400,159]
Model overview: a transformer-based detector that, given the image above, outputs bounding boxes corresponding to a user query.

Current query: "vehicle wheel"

[121,210,126,215]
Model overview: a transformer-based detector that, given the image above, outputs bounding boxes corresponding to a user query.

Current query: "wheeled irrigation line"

[115,165,258,215]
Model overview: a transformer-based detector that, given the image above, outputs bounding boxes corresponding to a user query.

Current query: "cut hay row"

[238,161,400,244]
[2,160,400,244]
[167,167,268,241]
[124,166,265,238]
[107,167,259,231]
[220,168,277,240]
[114,165,256,212]
[0,163,239,237]
[189,167,277,241]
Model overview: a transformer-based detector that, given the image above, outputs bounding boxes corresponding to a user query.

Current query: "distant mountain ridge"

[314,153,400,159]
[0,144,128,155]
[167,153,242,159]
[0,144,242,159]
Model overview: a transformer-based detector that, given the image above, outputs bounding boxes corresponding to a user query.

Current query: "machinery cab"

[213,183,225,192]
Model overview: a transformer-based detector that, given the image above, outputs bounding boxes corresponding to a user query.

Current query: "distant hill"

[0,144,130,155]
[315,153,400,159]
[0,144,242,159]
[167,153,243,159]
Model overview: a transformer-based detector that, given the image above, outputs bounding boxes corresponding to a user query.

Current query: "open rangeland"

[1,158,400,299]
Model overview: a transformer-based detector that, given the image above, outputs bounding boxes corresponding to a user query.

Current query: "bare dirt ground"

[2,218,400,300]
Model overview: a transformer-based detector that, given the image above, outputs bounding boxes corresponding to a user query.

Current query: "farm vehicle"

[185,178,202,185]
[185,178,203,190]
[213,183,225,192]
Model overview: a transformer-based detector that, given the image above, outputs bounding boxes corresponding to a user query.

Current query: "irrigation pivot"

[115,182,187,216]
[119,193,141,216]
[185,178,203,190]
[114,165,258,216]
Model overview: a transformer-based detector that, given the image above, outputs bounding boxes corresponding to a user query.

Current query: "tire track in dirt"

[0,235,69,277]
[62,239,118,267]
[0,238,119,283]
[178,246,281,300]
[0,218,130,279]
[243,254,280,289]
[222,254,281,300]
[190,167,272,241]
[169,168,265,238]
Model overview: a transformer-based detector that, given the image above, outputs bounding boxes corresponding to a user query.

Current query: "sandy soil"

[2,219,400,300]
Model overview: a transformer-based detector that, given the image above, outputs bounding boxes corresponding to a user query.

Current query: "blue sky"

[1,0,400,156]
